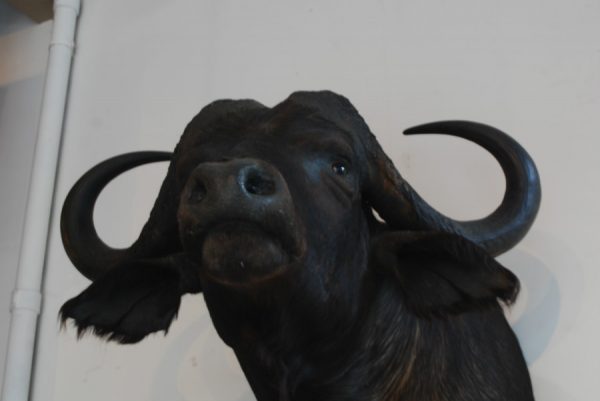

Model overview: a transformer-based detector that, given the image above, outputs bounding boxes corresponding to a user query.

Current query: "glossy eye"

[331,161,349,176]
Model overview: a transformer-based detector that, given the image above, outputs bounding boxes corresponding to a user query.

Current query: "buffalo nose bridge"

[185,158,282,205]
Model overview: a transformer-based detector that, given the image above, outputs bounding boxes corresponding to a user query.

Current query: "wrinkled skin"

[60,91,538,400]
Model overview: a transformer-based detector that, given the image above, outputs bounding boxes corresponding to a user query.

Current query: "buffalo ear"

[371,232,519,316]
[60,255,200,344]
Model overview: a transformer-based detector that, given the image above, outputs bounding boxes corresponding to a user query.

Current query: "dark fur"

[60,91,534,400]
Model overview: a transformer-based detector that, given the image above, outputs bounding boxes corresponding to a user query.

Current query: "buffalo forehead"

[175,92,374,181]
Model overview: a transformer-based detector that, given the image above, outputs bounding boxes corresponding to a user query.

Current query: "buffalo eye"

[331,161,349,176]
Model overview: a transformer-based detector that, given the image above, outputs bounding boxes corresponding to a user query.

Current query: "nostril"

[188,179,207,203]
[243,169,276,196]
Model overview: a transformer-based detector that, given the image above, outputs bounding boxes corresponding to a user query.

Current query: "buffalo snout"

[177,158,304,286]
[184,158,282,208]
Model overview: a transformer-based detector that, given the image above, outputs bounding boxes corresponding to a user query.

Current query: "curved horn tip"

[403,126,430,135]
[403,120,486,136]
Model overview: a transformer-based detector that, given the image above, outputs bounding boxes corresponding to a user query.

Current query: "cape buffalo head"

[60,90,540,351]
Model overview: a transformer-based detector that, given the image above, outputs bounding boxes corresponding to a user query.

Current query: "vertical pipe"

[1,1,81,400]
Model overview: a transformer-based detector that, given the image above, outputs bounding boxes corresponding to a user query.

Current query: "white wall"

[24,0,600,400]
[0,14,52,388]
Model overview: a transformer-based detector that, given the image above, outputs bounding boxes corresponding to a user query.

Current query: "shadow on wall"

[151,305,254,401]
[148,231,581,401]
[505,249,560,364]
[0,75,46,386]
[502,230,584,365]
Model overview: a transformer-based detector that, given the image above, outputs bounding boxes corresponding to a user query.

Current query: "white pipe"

[1,1,81,400]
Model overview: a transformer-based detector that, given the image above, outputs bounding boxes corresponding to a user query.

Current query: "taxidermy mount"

[60,91,540,401]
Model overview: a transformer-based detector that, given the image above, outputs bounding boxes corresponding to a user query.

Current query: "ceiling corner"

[6,0,53,23]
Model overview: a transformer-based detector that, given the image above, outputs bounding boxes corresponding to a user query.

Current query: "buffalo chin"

[200,222,290,285]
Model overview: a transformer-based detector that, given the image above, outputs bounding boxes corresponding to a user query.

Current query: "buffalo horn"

[61,151,176,280]
[368,121,541,256]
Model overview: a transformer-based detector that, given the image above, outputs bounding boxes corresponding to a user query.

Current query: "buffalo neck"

[200,270,424,401]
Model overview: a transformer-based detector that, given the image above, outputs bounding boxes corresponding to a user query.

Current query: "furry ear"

[60,256,200,344]
[370,231,519,316]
